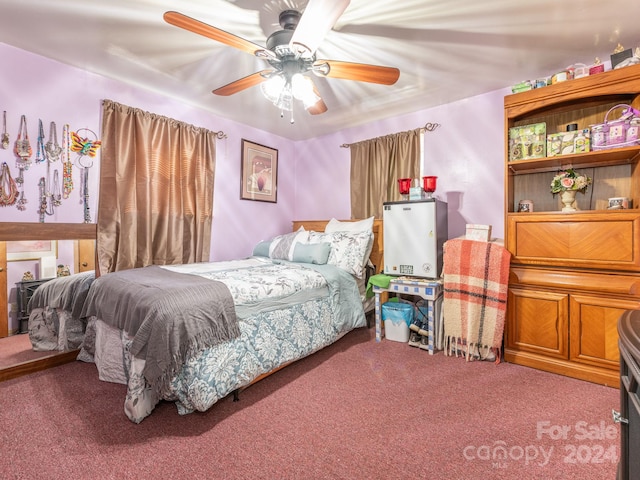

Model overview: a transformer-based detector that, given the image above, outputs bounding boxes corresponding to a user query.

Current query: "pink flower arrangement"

[550,169,592,194]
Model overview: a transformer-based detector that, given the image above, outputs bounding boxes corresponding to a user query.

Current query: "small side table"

[373,276,443,354]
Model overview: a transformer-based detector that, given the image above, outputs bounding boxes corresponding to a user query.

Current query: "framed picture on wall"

[240,139,278,203]
[7,240,57,261]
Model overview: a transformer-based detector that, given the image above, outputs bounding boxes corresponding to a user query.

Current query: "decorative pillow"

[324,217,375,271]
[324,216,374,234]
[292,242,331,265]
[307,230,373,278]
[252,240,271,257]
[269,228,309,261]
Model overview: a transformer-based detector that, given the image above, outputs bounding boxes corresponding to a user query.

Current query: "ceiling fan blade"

[307,98,328,115]
[314,60,400,85]
[306,82,328,115]
[212,70,273,96]
[289,0,350,58]
[164,11,266,56]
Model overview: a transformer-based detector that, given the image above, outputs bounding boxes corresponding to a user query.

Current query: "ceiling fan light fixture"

[261,75,285,103]
[291,74,320,108]
[289,0,350,58]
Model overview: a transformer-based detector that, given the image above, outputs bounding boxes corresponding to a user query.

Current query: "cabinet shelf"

[508,145,640,175]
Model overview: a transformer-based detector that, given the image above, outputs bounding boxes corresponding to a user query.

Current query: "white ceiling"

[1,0,639,140]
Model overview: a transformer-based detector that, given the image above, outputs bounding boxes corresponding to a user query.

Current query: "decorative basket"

[591,104,640,151]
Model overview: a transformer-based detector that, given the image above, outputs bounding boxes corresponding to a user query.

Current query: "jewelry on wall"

[36,118,46,164]
[82,166,91,223]
[14,160,27,210]
[0,162,19,207]
[51,169,62,207]
[1,111,9,149]
[62,124,73,199]
[38,176,47,222]
[45,121,62,162]
[71,128,101,223]
[4,115,99,219]
[14,115,32,166]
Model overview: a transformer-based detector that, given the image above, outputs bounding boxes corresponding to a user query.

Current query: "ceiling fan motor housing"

[265,10,316,73]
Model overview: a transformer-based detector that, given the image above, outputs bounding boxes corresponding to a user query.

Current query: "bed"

[27,270,96,352]
[75,218,383,423]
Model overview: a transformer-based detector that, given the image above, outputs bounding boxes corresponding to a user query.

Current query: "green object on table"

[366,273,395,298]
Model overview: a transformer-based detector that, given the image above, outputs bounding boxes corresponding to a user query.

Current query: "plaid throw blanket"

[443,238,511,362]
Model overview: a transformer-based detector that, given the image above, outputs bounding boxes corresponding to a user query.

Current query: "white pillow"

[307,230,373,278]
[324,217,374,234]
[269,227,309,261]
[324,217,375,274]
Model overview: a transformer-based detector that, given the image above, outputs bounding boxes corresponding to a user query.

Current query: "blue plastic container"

[381,302,413,342]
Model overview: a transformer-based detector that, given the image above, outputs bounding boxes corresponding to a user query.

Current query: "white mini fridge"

[383,199,448,279]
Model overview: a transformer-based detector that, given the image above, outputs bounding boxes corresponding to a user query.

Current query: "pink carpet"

[0,327,620,479]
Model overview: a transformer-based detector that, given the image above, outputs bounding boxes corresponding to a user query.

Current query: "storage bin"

[591,104,640,150]
[382,301,412,342]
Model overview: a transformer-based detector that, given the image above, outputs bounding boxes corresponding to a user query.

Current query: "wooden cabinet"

[503,64,640,387]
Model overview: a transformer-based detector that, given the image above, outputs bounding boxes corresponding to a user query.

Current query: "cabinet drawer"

[507,212,640,271]
[510,266,640,297]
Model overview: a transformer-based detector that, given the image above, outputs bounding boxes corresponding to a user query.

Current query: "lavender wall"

[293,89,508,240]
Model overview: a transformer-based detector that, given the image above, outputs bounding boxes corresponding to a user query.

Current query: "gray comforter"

[81,265,239,392]
[28,270,96,319]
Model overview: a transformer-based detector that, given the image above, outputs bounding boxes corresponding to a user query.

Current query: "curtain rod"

[340,122,440,148]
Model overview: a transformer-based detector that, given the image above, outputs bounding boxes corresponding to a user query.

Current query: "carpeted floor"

[0,332,60,368]
[0,326,620,480]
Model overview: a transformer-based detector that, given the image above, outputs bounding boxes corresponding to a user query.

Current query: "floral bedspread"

[81,258,366,423]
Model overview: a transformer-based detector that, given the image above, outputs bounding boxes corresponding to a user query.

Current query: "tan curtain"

[349,129,421,219]
[97,100,217,274]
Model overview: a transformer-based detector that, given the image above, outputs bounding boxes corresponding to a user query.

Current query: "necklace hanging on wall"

[62,124,73,199]
[51,169,62,207]
[45,121,62,162]
[35,119,46,164]
[38,177,47,222]
[1,111,9,149]
[0,162,19,207]
[72,128,101,223]
[15,184,28,211]
[14,115,32,167]
[14,156,28,210]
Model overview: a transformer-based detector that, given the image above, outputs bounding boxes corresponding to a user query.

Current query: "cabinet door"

[76,239,95,272]
[569,294,640,369]
[507,287,569,359]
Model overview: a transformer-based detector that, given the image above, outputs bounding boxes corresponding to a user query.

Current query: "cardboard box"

[547,129,591,157]
[509,123,546,160]
[466,224,492,242]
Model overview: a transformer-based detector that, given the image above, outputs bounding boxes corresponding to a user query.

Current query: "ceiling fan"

[163,0,400,122]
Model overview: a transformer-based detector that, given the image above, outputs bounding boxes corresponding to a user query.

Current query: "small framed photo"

[240,139,278,203]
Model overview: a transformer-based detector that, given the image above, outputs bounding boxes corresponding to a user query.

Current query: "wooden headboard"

[291,219,384,274]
